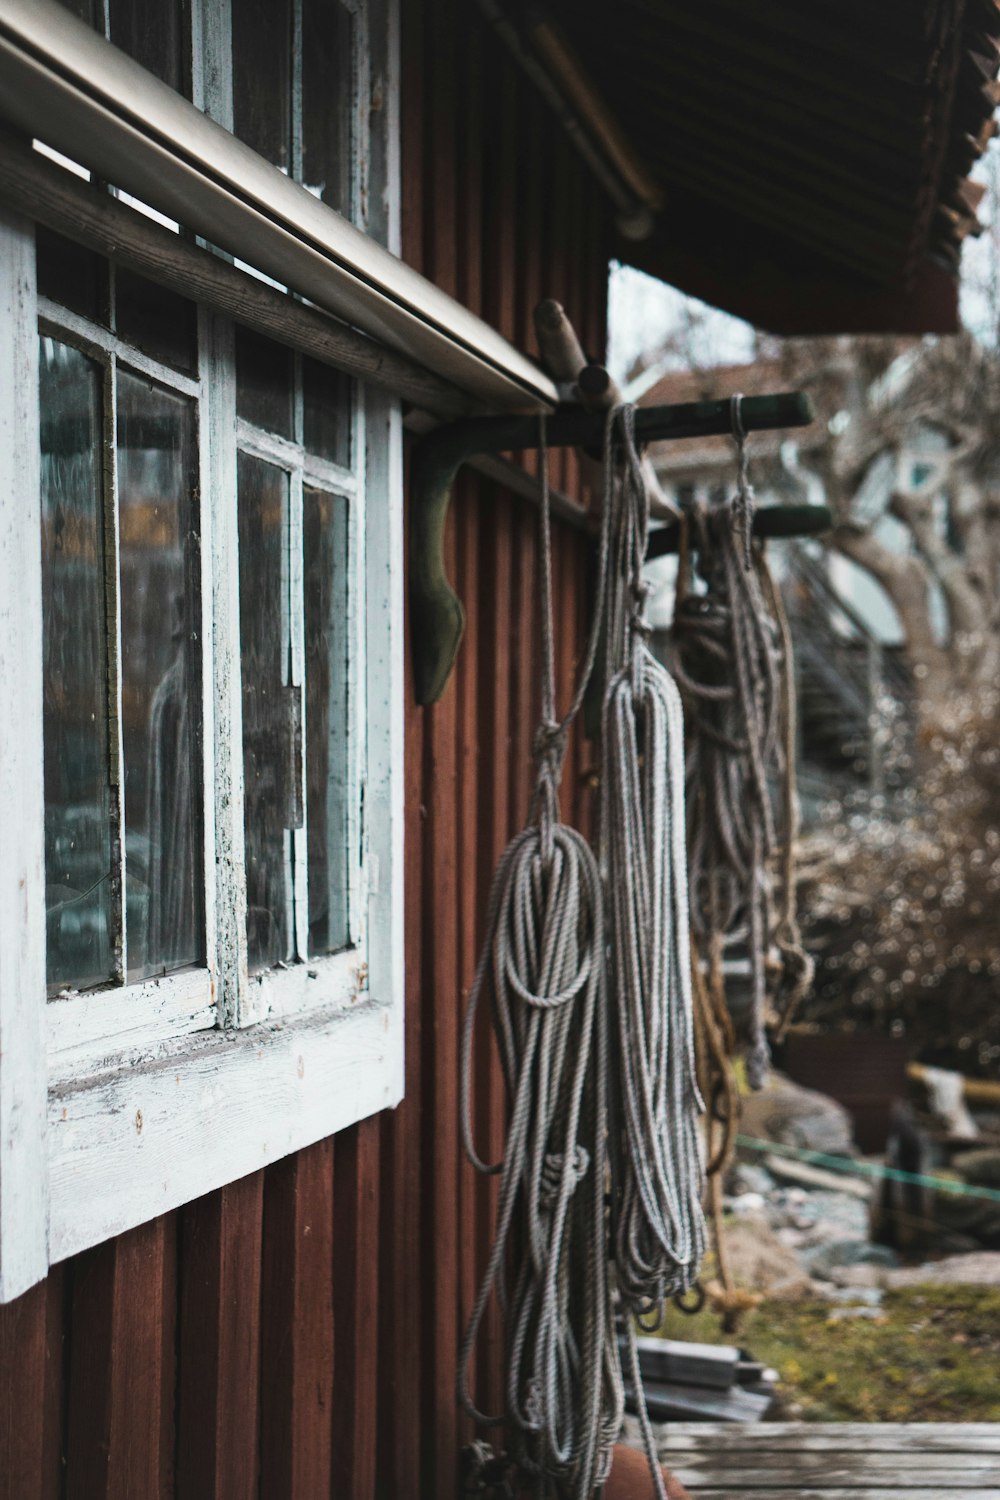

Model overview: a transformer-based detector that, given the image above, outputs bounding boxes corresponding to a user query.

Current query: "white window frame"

[0,0,404,1300]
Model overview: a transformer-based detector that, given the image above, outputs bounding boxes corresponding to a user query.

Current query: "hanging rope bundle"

[461,406,708,1500]
[459,422,623,1499]
[597,409,706,1500]
[601,406,706,1314]
[671,397,812,1089]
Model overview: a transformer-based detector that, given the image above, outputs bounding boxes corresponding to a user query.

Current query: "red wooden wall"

[0,1,609,1495]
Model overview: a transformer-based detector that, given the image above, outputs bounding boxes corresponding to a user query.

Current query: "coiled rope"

[460,408,707,1500]
[600,408,706,1500]
[458,419,622,1499]
[671,397,811,1089]
[601,407,705,1314]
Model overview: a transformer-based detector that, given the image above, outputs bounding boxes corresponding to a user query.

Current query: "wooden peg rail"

[411,391,821,705]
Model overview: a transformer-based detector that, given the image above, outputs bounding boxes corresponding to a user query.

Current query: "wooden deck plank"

[637,1420,1000,1496]
[652,1423,1000,1453]
[673,1451,1000,1471]
[672,1466,995,1487]
[683,1491,1000,1500]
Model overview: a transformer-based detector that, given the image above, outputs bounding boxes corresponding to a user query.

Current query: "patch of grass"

[654,1284,1000,1421]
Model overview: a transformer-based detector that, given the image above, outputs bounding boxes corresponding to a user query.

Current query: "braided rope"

[460,409,707,1499]
[458,420,622,1499]
[600,408,706,1500]
[669,399,807,1088]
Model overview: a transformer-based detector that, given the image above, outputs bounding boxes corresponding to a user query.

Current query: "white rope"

[459,419,622,1499]
[460,409,705,1500]
[600,407,705,1308]
[598,409,705,1500]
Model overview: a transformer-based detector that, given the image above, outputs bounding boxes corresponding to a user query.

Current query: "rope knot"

[533,718,565,766]
[539,1144,591,1207]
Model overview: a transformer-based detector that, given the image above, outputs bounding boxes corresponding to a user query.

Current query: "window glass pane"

[302,0,353,212]
[231,0,291,174]
[117,370,202,982]
[236,325,294,438]
[115,267,198,376]
[109,0,189,96]
[303,356,352,468]
[36,227,109,326]
[304,486,349,954]
[238,453,295,970]
[39,337,116,991]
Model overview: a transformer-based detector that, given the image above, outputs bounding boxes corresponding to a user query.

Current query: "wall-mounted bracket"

[411,391,819,704]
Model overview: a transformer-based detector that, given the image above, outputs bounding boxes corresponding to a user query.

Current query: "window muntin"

[235,327,358,976]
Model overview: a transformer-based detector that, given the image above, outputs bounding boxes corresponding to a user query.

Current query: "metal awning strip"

[0,0,558,412]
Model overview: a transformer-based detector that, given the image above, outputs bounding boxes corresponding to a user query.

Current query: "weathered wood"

[672,1465,996,1487]
[0,209,48,1303]
[259,1139,335,1500]
[332,1119,381,1500]
[656,1423,1000,1448]
[639,1418,1000,1496]
[65,1217,176,1500]
[677,1492,1000,1499]
[0,130,471,422]
[0,1278,48,1495]
[673,1450,1000,1471]
[176,1173,264,1500]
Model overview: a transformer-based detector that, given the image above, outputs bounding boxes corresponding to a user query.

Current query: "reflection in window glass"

[238,453,295,970]
[231,0,291,174]
[304,487,349,954]
[116,269,198,376]
[117,370,202,982]
[39,338,115,991]
[36,227,108,326]
[236,325,294,439]
[303,356,352,468]
[302,0,353,211]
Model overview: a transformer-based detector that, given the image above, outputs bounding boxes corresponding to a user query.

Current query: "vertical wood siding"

[0,1,608,1493]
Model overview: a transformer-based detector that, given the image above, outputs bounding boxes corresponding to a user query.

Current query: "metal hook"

[729,392,746,445]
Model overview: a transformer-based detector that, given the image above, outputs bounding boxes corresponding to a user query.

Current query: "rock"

[728,1162,775,1196]
[740,1073,855,1159]
[829,1263,887,1290]
[726,1192,766,1215]
[803,1239,899,1278]
[952,1148,1000,1187]
[715,1211,815,1298]
[886,1250,1000,1287]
